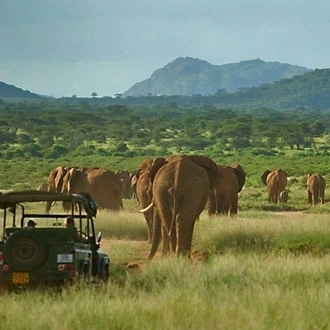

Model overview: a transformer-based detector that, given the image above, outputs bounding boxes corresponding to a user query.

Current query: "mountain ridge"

[122,57,311,97]
[0,81,42,99]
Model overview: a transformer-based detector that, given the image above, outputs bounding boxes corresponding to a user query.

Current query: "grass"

[3,200,330,329]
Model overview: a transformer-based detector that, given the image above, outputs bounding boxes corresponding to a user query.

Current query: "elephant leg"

[267,191,272,203]
[230,195,238,216]
[207,192,217,216]
[45,201,52,214]
[308,190,312,204]
[161,225,171,257]
[147,212,161,260]
[223,196,233,216]
[176,214,195,257]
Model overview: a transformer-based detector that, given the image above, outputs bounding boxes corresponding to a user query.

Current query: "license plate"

[12,272,29,284]
[57,254,73,263]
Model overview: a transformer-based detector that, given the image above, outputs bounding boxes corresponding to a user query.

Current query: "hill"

[217,68,330,109]
[122,57,311,97]
[0,81,42,99]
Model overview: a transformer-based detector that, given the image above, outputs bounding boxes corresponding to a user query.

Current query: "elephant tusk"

[139,202,154,213]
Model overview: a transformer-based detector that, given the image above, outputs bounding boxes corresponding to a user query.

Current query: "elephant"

[307,173,326,205]
[279,190,288,203]
[143,154,221,259]
[261,169,288,203]
[61,167,125,211]
[207,163,246,216]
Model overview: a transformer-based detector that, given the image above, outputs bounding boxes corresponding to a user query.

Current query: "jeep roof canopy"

[0,190,97,217]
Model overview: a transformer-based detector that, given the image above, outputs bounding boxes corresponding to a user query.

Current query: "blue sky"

[1,0,329,97]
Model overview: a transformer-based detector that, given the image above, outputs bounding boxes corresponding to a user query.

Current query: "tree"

[91,92,98,98]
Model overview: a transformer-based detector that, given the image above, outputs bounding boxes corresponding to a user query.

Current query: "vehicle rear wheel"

[4,231,47,271]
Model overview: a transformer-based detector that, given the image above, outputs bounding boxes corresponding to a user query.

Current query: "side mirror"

[97,231,102,243]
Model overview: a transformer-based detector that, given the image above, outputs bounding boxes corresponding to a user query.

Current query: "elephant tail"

[213,188,218,214]
[140,202,154,213]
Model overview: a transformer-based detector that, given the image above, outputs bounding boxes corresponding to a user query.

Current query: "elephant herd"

[40,166,132,213]
[40,160,326,260]
[261,169,326,206]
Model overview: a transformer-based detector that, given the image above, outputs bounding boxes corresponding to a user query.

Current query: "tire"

[4,230,47,271]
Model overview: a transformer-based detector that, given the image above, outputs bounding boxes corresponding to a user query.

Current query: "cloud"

[1,0,330,96]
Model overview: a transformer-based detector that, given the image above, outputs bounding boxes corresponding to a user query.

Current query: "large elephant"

[207,163,246,216]
[261,169,288,203]
[307,173,326,205]
[61,167,125,211]
[144,155,221,259]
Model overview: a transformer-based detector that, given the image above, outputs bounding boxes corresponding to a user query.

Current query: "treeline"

[60,68,330,110]
[0,99,329,162]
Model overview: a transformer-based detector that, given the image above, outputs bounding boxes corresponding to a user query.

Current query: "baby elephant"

[279,190,288,203]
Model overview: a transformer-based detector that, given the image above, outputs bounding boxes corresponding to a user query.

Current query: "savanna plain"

[2,187,330,330]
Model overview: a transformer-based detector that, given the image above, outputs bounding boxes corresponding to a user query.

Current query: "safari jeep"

[0,190,109,290]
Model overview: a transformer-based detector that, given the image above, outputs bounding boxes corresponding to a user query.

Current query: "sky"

[1,0,330,98]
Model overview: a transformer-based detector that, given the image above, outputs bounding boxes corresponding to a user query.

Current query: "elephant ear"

[278,169,288,177]
[231,164,246,193]
[138,159,154,174]
[261,170,271,185]
[148,158,167,182]
[130,174,138,187]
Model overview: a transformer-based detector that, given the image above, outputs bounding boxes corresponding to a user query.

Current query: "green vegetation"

[0,99,329,191]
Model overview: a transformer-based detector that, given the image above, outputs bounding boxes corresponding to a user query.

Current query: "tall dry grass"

[2,200,330,329]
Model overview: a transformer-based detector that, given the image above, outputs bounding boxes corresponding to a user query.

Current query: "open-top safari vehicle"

[0,190,109,290]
